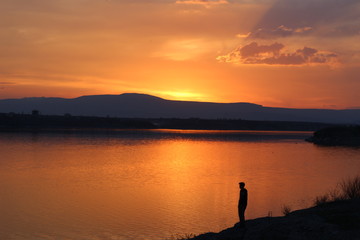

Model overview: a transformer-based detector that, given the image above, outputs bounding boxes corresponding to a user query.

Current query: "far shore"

[0,112,332,132]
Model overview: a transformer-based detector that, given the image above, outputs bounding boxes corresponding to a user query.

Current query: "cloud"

[0,81,15,90]
[253,0,360,37]
[0,81,15,85]
[217,42,338,66]
[240,42,284,58]
[247,25,313,39]
[175,0,228,6]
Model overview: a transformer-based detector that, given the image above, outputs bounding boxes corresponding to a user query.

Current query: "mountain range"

[0,93,359,124]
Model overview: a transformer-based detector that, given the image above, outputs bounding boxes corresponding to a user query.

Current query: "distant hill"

[0,93,360,124]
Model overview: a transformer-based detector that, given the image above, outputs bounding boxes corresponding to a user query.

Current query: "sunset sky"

[1,0,360,109]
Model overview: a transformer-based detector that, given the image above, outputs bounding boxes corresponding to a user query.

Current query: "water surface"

[1,130,359,240]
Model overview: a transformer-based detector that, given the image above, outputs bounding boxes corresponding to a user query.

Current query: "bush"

[314,194,330,206]
[282,205,292,216]
[314,175,360,206]
[340,176,360,200]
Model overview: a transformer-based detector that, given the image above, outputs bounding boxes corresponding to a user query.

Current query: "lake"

[1,130,360,240]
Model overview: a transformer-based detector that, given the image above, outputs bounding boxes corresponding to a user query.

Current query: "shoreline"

[188,199,360,240]
[0,113,332,132]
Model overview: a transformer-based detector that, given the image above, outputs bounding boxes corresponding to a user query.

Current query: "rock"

[188,200,360,240]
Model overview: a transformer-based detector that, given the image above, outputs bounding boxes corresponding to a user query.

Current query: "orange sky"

[1,0,360,109]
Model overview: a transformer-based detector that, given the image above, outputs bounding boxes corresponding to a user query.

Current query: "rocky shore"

[188,199,360,240]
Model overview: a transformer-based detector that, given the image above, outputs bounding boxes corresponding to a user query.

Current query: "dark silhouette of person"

[238,182,248,228]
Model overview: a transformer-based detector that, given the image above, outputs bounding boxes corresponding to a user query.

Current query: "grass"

[340,175,360,199]
[166,233,196,240]
[314,175,360,206]
[281,204,292,216]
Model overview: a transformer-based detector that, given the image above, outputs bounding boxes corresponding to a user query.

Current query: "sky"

[1,0,360,109]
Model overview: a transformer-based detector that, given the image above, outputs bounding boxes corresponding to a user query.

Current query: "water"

[1,130,360,240]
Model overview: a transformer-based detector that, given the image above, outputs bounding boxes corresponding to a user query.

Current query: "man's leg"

[239,206,246,227]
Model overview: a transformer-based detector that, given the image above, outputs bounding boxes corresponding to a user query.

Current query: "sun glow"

[155,90,206,102]
[154,39,216,61]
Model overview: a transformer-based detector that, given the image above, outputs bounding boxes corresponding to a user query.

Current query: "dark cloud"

[217,42,338,65]
[253,0,360,37]
[248,25,313,39]
[240,42,284,58]
[320,23,360,38]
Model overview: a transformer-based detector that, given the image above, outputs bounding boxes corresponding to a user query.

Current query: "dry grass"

[166,233,196,240]
[281,204,292,216]
[314,175,360,206]
[340,175,360,199]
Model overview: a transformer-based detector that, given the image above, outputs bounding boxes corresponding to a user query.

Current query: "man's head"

[239,182,245,189]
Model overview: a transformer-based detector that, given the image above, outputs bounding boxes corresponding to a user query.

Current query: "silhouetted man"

[238,182,248,228]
